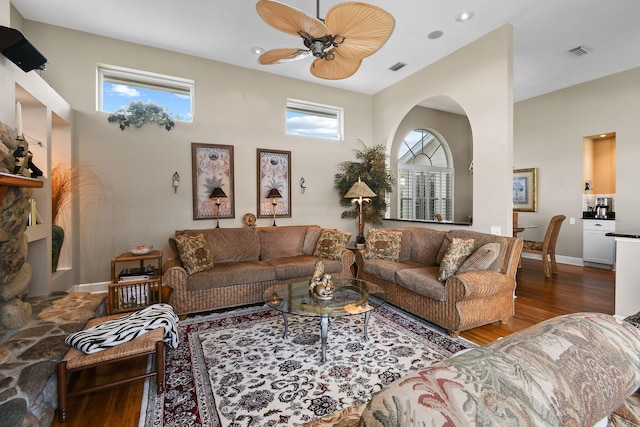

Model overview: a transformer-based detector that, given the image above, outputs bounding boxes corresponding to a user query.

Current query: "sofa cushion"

[438,237,474,281]
[407,227,447,265]
[176,227,260,263]
[313,230,351,260]
[457,242,501,274]
[303,226,323,255]
[363,259,421,283]
[173,233,214,275]
[185,260,275,291]
[396,267,446,301]
[441,230,509,273]
[364,229,403,261]
[265,255,344,280]
[258,225,309,260]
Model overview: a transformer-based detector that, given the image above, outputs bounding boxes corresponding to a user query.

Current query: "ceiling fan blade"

[256,0,329,39]
[325,2,395,59]
[310,53,362,80]
[259,48,312,64]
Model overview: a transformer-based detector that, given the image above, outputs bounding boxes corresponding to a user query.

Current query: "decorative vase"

[52,224,64,272]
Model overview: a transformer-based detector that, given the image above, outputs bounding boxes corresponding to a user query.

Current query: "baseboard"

[68,281,109,294]
[520,253,583,267]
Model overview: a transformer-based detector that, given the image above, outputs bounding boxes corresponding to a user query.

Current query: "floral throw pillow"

[313,230,352,260]
[174,233,214,275]
[456,242,501,274]
[438,237,474,281]
[364,229,403,261]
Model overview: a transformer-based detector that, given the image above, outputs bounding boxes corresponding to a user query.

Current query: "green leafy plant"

[107,101,175,131]
[334,142,395,225]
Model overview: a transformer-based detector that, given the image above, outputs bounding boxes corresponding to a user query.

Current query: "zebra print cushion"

[65,303,179,354]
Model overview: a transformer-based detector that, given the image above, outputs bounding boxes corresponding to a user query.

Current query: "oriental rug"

[139,304,475,427]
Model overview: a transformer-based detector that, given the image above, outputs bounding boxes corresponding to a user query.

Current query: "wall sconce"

[210,187,227,228]
[266,188,282,226]
[299,177,306,194]
[172,171,180,193]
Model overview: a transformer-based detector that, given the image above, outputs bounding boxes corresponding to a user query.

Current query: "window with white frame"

[98,65,194,122]
[286,99,343,140]
[398,129,454,221]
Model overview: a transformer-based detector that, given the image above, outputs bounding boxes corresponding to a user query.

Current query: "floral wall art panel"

[257,149,291,218]
[192,143,235,220]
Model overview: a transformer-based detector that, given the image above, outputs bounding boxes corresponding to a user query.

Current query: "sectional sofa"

[162,225,354,316]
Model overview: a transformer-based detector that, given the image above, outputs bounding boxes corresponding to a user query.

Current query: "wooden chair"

[522,215,566,278]
[435,213,443,221]
[512,212,524,237]
[56,314,166,422]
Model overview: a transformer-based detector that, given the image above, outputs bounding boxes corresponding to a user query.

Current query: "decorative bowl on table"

[130,245,153,255]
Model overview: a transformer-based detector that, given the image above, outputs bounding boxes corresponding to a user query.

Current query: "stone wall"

[0,122,34,329]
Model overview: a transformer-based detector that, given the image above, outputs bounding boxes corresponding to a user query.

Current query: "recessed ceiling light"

[428,30,444,40]
[455,11,474,22]
[250,47,265,55]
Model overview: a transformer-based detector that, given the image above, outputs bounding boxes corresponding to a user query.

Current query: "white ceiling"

[10,0,640,107]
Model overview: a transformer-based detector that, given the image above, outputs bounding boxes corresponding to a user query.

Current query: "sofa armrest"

[162,258,187,292]
[448,270,516,299]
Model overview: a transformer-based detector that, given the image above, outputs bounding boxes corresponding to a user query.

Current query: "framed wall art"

[513,167,537,212]
[191,143,235,220]
[257,149,291,218]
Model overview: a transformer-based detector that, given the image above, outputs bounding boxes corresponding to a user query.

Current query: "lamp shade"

[210,187,227,198]
[344,178,376,199]
[267,188,282,199]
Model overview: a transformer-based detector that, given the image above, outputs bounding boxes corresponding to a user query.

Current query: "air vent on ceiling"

[569,46,590,57]
[389,62,406,71]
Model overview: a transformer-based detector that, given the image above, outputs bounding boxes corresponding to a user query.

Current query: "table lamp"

[209,187,227,228]
[266,188,282,226]
[344,178,376,247]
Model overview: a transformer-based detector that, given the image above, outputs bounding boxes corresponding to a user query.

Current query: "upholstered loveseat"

[162,225,354,316]
[302,312,640,426]
[355,227,523,336]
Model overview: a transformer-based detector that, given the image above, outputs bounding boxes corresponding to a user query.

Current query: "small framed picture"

[257,149,291,218]
[191,143,235,220]
[513,168,537,212]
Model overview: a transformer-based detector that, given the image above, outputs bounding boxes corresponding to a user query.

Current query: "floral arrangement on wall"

[107,101,175,131]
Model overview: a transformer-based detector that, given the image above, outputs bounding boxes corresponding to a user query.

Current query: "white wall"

[514,67,640,258]
[20,22,374,284]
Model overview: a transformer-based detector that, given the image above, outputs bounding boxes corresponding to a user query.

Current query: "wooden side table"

[108,250,163,314]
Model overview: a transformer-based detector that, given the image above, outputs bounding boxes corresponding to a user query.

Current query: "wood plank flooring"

[52,258,615,426]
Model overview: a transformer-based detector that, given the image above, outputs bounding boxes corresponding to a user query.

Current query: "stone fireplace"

[0,122,36,329]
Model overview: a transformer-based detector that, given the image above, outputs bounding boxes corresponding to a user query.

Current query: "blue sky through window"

[102,82,192,122]
[286,111,340,140]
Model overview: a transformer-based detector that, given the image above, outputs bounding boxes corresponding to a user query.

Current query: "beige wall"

[514,67,640,258]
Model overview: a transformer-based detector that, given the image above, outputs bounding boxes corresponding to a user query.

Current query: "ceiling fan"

[255,0,395,80]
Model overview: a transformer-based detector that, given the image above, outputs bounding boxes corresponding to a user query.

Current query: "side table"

[108,250,163,314]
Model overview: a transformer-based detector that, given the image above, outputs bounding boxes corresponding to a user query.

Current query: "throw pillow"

[364,228,403,261]
[456,242,501,274]
[174,233,214,275]
[437,237,474,281]
[313,229,352,260]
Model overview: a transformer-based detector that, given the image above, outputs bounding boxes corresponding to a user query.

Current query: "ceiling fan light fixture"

[250,47,265,55]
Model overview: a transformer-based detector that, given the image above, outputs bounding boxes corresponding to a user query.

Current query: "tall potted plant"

[334,143,395,230]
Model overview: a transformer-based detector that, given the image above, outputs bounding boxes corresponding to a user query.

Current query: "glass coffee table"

[263,277,386,363]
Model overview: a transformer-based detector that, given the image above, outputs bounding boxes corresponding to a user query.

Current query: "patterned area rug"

[140,304,475,427]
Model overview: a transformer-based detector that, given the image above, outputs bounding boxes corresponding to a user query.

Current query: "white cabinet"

[583,220,616,265]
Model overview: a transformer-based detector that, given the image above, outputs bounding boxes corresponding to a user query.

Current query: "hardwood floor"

[52,257,615,426]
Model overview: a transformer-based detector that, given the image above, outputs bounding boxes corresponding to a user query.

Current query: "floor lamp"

[344,178,376,248]
[210,187,227,228]
[266,188,282,226]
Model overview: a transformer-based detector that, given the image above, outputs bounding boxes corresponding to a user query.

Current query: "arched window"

[398,129,454,221]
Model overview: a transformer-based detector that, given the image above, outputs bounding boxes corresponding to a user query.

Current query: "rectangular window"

[286,99,343,140]
[98,65,194,122]
[399,165,454,221]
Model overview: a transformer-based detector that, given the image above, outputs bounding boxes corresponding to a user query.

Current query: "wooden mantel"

[0,171,44,206]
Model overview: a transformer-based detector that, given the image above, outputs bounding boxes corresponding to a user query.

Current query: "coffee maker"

[595,197,613,218]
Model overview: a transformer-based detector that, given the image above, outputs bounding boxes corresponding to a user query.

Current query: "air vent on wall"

[0,26,47,72]
[389,62,406,71]
[569,46,590,57]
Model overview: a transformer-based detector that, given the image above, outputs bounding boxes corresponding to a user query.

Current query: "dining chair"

[522,215,566,278]
[435,213,443,221]
[512,212,524,237]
